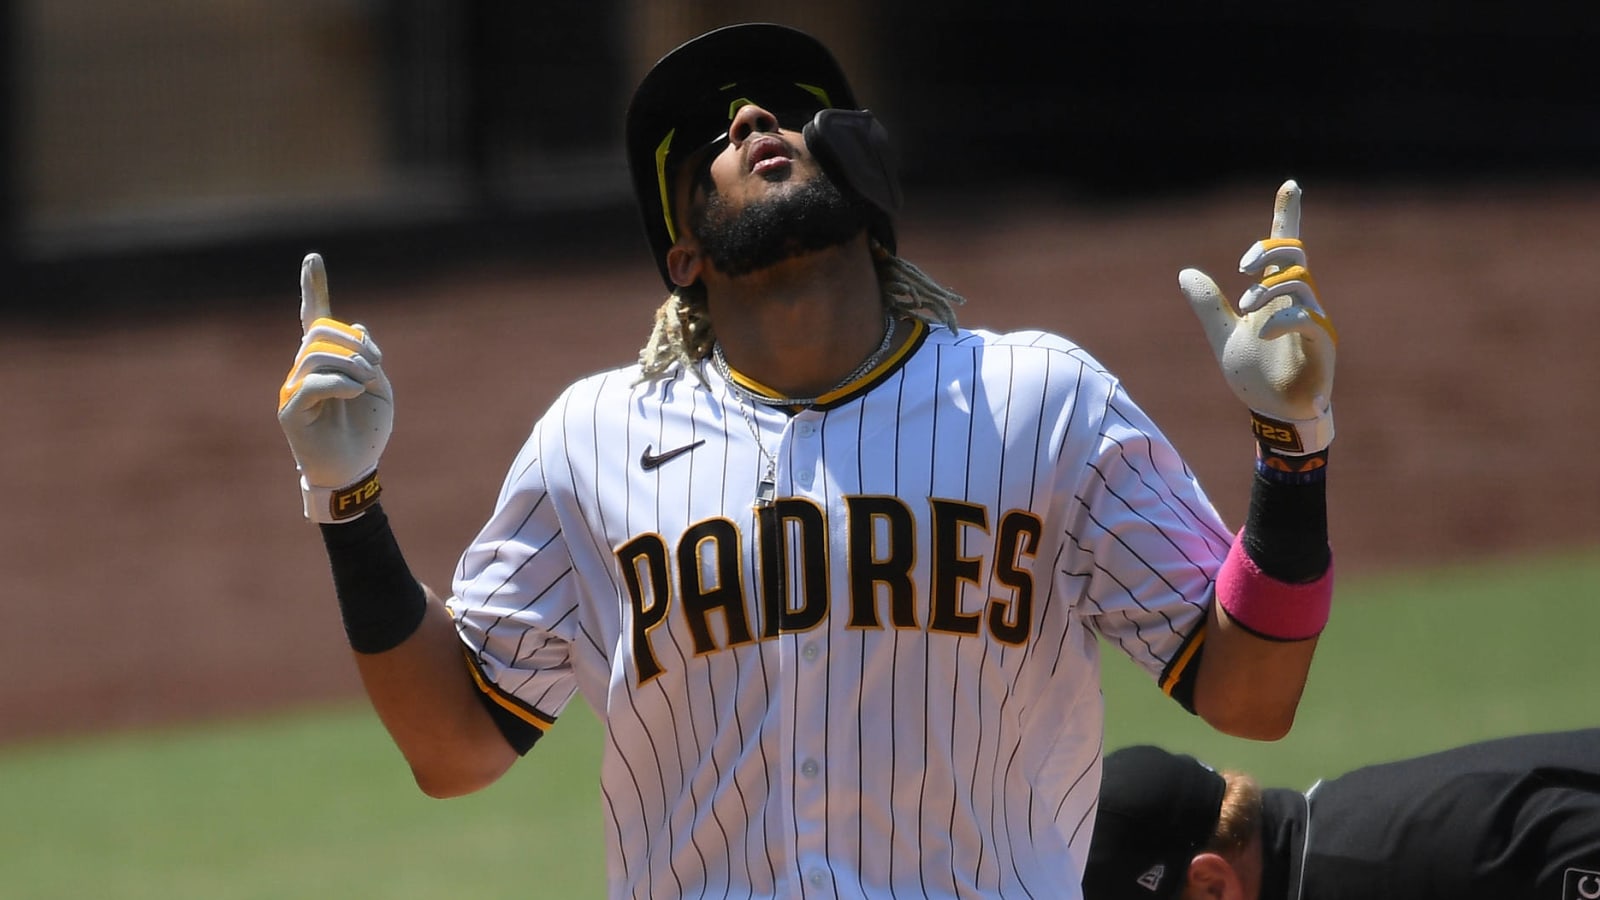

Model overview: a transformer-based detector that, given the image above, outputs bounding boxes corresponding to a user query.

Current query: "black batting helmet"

[624,22,901,289]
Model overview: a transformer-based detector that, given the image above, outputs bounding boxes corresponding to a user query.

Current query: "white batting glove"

[277,253,393,523]
[1179,180,1337,456]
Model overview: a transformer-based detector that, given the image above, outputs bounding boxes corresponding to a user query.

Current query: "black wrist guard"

[319,503,428,654]
[1243,449,1331,583]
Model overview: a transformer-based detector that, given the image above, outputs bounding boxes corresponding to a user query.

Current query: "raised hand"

[277,253,393,522]
[1178,180,1337,456]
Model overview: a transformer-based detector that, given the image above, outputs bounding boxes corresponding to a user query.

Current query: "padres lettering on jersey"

[449,319,1230,899]
[617,496,1042,684]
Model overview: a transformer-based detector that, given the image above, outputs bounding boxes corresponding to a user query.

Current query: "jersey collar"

[718,317,929,413]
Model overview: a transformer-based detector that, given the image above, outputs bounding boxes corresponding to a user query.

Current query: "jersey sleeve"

[1065,375,1232,704]
[447,410,586,745]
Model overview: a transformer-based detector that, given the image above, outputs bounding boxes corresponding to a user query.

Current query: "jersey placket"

[774,408,838,895]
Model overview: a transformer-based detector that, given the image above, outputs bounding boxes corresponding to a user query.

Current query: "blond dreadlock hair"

[635,240,965,382]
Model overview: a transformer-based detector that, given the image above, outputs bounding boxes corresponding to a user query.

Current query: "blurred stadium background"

[5,2,1595,309]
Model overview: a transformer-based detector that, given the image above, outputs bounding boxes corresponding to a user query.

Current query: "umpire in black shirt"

[1083,730,1600,900]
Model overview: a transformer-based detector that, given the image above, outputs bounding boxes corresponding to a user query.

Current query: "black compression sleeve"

[1243,449,1332,583]
[318,503,428,654]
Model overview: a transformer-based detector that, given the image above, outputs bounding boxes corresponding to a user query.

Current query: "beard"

[688,174,872,277]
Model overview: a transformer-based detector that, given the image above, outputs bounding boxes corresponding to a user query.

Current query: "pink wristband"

[1215,532,1333,641]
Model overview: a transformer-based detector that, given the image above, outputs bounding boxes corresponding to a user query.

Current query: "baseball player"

[276,22,1340,899]
[1084,732,1600,900]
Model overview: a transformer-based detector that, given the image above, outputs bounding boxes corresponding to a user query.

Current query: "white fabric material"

[449,323,1231,899]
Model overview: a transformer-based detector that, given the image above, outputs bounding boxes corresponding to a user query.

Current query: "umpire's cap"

[625,22,897,290]
[1082,745,1228,900]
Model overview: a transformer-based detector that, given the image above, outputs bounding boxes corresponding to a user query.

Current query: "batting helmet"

[624,22,901,290]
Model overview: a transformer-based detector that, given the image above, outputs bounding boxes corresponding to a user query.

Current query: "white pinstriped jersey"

[448,318,1233,899]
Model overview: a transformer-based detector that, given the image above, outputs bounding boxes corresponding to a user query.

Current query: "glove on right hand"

[277,253,393,523]
[1179,180,1337,456]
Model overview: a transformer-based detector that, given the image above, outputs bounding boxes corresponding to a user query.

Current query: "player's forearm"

[1192,606,1318,740]
[320,504,517,797]
[352,590,519,798]
[1193,457,1330,739]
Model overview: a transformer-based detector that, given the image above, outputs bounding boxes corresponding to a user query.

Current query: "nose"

[728,103,780,146]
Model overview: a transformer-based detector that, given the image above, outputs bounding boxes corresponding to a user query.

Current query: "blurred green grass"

[1102,548,1600,788]
[0,704,608,899]
[2,551,1596,898]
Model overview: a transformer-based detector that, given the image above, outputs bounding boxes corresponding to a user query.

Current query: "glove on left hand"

[1179,179,1337,456]
[277,253,393,523]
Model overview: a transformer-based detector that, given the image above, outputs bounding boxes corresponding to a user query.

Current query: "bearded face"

[686,168,873,277]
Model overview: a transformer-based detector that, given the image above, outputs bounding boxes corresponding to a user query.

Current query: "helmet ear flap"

[804,108,902,253]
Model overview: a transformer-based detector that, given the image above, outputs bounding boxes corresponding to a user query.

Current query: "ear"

[666,243,703,287]
[666,153,711,289]
[1183,853,1244,900]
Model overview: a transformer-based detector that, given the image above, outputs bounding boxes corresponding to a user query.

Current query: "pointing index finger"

[299,252,332,334]
[1270,179,1302,240]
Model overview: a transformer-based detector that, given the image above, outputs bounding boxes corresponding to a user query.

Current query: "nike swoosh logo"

[640,440,706,471]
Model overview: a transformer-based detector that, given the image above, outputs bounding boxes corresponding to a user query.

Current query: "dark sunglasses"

[653,80,835,242]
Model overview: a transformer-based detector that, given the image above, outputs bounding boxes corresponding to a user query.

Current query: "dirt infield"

[4,179,1597,746]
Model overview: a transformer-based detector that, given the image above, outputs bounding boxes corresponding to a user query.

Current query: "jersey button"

[796,421,816,438]
[797,468,814,487]
[802,642,820,661]
[807,869,827,887]
[800,758,820,778]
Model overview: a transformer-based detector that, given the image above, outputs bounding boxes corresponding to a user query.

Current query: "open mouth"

[747,136,793,177]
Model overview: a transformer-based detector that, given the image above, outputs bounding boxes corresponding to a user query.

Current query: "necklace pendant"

[754,479,776,509]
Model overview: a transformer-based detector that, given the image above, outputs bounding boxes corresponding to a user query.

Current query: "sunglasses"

[653,80,835,243]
